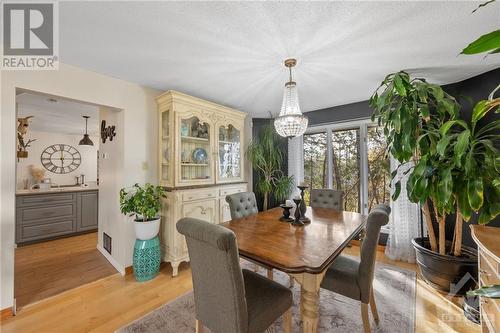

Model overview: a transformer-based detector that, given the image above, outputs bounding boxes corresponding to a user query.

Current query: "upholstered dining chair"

[225,192,273,277]
[310,189,343,210]
[177,218,293,333]
[320,204,391,333]
[225,192,294,287]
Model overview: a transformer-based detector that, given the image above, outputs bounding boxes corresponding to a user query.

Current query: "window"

[301,120,390,216]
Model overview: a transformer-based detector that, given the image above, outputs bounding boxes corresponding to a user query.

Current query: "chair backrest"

[357,204,391,303]
[176,218,248,333]
[226,192,258,219]
[310,189,343,210]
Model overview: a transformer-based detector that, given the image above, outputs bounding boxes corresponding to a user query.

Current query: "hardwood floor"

[14,232,117,308]
[2,243,479,333]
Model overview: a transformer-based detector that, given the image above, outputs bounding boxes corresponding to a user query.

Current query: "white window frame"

[303,118,390,232]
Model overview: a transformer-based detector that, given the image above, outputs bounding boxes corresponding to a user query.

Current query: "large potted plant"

[120,183,165,240]
[246,124,294,210]
[120,183,165,282]
[370,71,499,294]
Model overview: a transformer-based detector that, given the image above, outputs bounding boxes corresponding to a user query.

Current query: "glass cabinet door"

[179,116,212,183]
[160,109,171,185]
[217,124,241,181]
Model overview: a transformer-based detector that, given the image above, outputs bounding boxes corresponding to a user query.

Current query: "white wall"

[16,131,99,189]
[1,64,161,310]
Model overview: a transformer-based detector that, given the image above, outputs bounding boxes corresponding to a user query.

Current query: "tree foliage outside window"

[302,126,390,213]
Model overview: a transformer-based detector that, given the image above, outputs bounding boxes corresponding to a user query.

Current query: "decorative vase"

[132,217,161,282]
[133,236,161,282]
[297,185,311,223]
[292,198,304,226]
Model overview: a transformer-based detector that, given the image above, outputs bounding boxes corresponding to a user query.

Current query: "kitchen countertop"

[16,184,99,196]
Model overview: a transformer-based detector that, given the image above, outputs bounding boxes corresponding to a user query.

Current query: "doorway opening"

[14,89,118,310]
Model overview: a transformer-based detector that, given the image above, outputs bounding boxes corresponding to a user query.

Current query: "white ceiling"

[59,1,500,116]
[17,92,100,135]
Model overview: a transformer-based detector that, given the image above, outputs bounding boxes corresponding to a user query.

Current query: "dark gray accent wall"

[306,100,372,126]
[251,118,289,211]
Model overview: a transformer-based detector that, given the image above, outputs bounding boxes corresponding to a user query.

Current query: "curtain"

[385,156,421,263]
[287,135,304,198]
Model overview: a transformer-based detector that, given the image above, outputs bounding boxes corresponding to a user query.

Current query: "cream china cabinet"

[156,91,247,276]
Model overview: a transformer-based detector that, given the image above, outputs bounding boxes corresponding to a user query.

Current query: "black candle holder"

[292,198,305,226]
[297,185,311,223]
[279,204,294,222]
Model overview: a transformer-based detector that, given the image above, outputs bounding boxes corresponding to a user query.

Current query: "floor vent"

[103,232,112,254]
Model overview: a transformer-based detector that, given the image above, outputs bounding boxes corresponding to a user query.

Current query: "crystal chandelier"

[274,58,308,138]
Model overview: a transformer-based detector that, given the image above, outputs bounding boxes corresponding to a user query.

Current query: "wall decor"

[41,144,81,174]
[17,116,36,159]
[101,120,116,143]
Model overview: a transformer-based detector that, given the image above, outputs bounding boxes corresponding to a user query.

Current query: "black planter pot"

[412,237,478,295]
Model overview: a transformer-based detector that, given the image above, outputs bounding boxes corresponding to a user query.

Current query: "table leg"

[291,271,326,333]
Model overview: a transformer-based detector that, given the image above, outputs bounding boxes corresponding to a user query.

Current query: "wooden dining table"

[222,206,366,333]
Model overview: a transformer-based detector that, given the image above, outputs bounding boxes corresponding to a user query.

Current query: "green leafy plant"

[461,1,500,55]
[467,285,500,299]
[370,71,500,256]
[246,124,294,210]
[119,183,165,222]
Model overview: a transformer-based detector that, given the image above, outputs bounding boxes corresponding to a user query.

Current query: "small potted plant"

[119,183,165,240]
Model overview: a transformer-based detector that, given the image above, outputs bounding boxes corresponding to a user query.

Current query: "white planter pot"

[134,217,161,240]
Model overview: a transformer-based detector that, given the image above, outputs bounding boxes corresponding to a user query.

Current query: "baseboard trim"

[96,245,125,276]
[1,307,14,320]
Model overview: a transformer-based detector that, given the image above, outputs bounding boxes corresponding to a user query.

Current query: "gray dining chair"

[320,204,391,333]
[177,218,293,333]
[225,192,294,287]
[310,189,343,210]
[225,192,273,278]
[225,191,259,219]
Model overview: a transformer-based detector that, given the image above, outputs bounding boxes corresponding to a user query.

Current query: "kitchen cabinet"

[16,189,98,245]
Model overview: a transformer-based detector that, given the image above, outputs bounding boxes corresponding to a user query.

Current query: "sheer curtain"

[287,135,303,198]
[385,156,421,263]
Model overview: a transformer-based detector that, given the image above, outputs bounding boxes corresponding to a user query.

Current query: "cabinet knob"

[479,269,490,276]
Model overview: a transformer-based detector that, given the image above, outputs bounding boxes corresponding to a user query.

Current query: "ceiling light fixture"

[79,116,94,146]
[274,58,308,138]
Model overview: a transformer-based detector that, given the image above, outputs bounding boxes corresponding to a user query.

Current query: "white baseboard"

[96,245,125,276]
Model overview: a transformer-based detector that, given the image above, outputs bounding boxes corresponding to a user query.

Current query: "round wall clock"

[40,144,81,174]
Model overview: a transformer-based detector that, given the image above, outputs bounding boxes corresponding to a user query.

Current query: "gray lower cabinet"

[16,190,98,245]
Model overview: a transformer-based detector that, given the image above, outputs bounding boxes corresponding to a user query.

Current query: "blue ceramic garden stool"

[133,236,161,282]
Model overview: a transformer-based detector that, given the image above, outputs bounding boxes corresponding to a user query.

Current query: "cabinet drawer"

[481,298,500,331]
[19,219,75,242]
[480,252,500,282]
[182,190,217,202]
[19,204,76,224]
[219,185,247,197]
[181,199,216,224]
[17,193,76,207]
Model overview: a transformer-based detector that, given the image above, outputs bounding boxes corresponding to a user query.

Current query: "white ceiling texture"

[59,1,500,117]
[17,92,100,135]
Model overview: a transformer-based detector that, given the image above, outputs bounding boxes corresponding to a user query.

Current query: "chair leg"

[267,269,274,280]
[361,303,371,333]
[370,290,380,324]
[283,307,292,333]
[195,319,204,333]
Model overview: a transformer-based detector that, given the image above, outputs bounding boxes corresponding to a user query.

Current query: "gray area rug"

[116,257,416,333]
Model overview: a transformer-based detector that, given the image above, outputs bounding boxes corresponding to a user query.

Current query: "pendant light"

[79,116,94,146]
[274,58,308,138]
